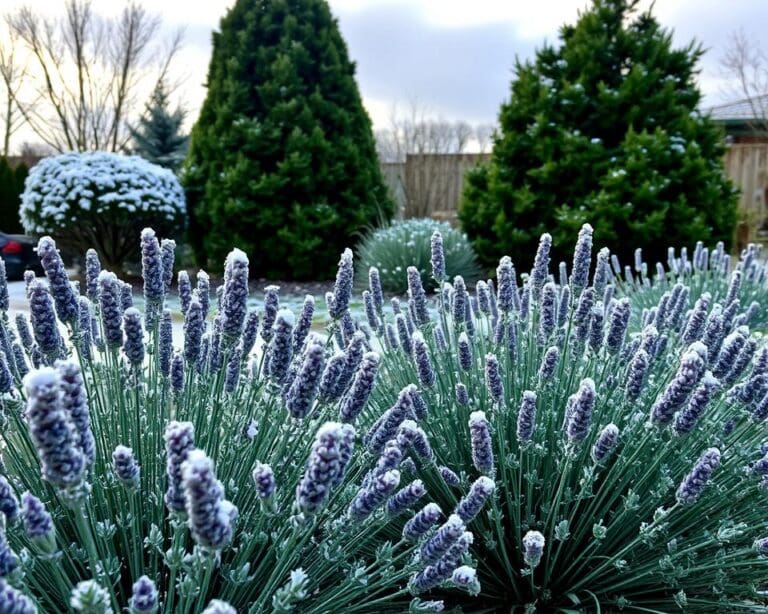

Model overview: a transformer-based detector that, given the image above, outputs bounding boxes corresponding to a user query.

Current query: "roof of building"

[708,95,768,122]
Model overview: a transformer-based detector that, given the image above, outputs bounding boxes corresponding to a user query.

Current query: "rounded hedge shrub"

[356,218,481,292]
[20,152,185,270]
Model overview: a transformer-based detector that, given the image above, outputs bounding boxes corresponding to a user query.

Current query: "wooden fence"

[723,143,768,250]
[380,153,490,221]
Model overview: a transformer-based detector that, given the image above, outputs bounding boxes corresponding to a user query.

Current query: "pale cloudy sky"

[3,0,767,142]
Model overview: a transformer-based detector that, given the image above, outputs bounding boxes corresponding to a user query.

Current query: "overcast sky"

[4,0,767,143]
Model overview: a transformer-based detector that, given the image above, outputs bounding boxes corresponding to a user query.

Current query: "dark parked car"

[0,232,43,279]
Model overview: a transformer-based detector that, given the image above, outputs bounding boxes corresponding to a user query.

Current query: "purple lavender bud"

[182,449,237,549]
[745,301,760,324]
[496,256,517,312]
[29,279,63,359]
[407,267,429,325]
[286,341,326,419]
[252,462,275,498]
[318,351,346,402]
[76,296,93,360]
[21,492,54,549]
[164,421,195,513]
[455,476,495,523]
[117,281,132,312]
[56,360,95,467]
[15,313,33,351]
[387,479,426,515]
[519,283,531,321]
[485,353,504,404]
[430,230,446,281]
[588,305,604,353]
[674,373,719,435]
[713,329,748,378]
[183,298,203,365]
[682,292,711,345]
[667,285,690,331]
[476,281,491,315]
[12,343,28,379]
[593,247,611,297]
[112,445,140,488]
[557,285,571,329]
[367,386,415,455]
[156,309,173,378]
[592,423,619,463]
[296,422,353,516]
[725,270,741,306]
[523,530,545,568]
[539,281,557,339]
[605,297,630,354]
[754,537,768,556]
[724,337,757,385]
[573,287,595,343]
[439,466,461,486]
[411,532,473,593]
[0,532,18,578]
[651,345,706,425]
[170,352,184,394]
[0,477,17,524]
[625,348,650,402]
[334,331,365,397]
[98,271,123,349]
[141,228,164,306]
[358,291,377,333]
[84,249,101,304]
[367,267,384,316]
[37,237,77,324]
[721,298,740,334]
[0,351,12,393]
[452,276,467,327]
[566,378,596,443]
[420,514,465,565]
[570,224,593,294]
[403,503,442,541]
[396,314,412,354]
[24,369,85,490]
[330,249,354,320]
[433,325,447,353]
[538,346,559,383]
[397,420,433,460]
[339,351,379,424]
[207,318,223,372]
[122,308,145,365]
[0,260,6,312]
[530,234,552,299]
[255,286,278,344]
[0,578,35,612]
[701,307,724,359]
[224,345,242,393]
[464,299,476,337]
[469,411,494,473]
[130,575,158,613]
[348,469,400,521]
[160,238,175,296]
[220,249,249,343]
[196,271,211,321]
[177,271,192,316]
[516,391,538,444]
[455,383,469,406]
[412,331,435,388]
[676,448,721,506]
[457,332,472,372]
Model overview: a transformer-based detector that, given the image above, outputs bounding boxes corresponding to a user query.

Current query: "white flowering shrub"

[20,152,186,269]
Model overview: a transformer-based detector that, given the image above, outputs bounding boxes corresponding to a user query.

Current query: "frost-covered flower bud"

[396,314,412,354]
[674,372,719,435]
[592,423,619,463]
[330,249,354,320]
[363,268,383,318]
[485,353,504,404]
[676,447,721,506]
[538,346,559,383]
[339,351,379,424]
[118,281,133,312]
[76,296,93,360]
[407,267,429,325]
[0,477,18,524]
[157,309,173,378]
[625,348,650,402]
[224,345,242,393]
[605,297,630,354]
[573,287,595,342]
[588,305,604,353]
[56,360,95,468]
[296,422,353,516]
[366,385,415,454]
[701,306,724,361]
[0,577,36,612]
[84,249,101,305]
[516,391,538,443]
[476,280,491,315]
[252,462,275,499]
[523,530,545,568]
[530,234,552,299]
[182,297,204,366]
[112,445,140,489]
[455,476,495,523]
[439,465,461,486]
[24,368,85,491]
[286,341,326,419]
[420,513,465,566]
[539,281,557,339]
[160,238,175,296]
[122,308,145,366]
[130,575,158,613]
[557,285,571,329]
[11,343,28,379]
[651,345,706,425]
[220,249,249,343]
[566,378,596,443]
[682,292,710,345]
[317,350,345,402]
[569,223,593,294]
[496,256,517,312]
[170,352,184,394]
[348,469,400,521]
[713,329,748,378]
[433,325,447,353]
[182,449,237,550]
[430,230,446,281]
[195,270,210,321]
[451,276,467,327]
[15,312,33,351]
[455,383,469,406]
[37,236,78,324]
[202,600,236,614]
[412,331,435,388]
[724,337,757,385]
[0,351,12,394]
[593,247,611,297]
[29,279,63,359]
[141,228,164,307]
[21,492,54,551]
[98,272,123,349]
[177,271,192,316]
[403,502,442,541]
[164,421,195,513]
[469,411,494,473]
[386,479,426,515]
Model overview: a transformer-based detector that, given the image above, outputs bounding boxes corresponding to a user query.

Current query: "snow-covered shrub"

[20,152,185,269]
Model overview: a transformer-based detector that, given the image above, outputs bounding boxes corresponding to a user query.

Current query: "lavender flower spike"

[164,421,195,513]
[57,360,95,467]
[676,448,721,506]
[570,223,593,294]
[455,476,495,523]
[296,422,353,516]
[37,236,78,324]
[85,249,101,304]
[122,308,145,366]
[403,503,443,541]
[182,449,237,550]
[286,341,326,420]
[171,352,184,394]
[408,267,429,325]
[221,248,249,342]
[469,411,494,474]
[420,514,466,565]
[266,309,294,384]
[197,270,211,320]
[412,331,435,388]
[431,230,446,281]
[21,492,54,552]
[293,295,315,352]
[650,344,706,425]
[522,530,545,568]
[329,249,354,320]
[160,238,175,295]
[348,469,400,521]
[130,575,158,613]
[592,423,620,463]
[202,600,236,614]
[485,353,504,404]
[0,579,36,613]
[24,368,86,491]
[252,462,276,499]
[496,256,517,312]
[538,346,559,383]
[183,298,204,365]
[339,351,379,424]
[674,373,719,436]
[0,477,18,524]
[159,309,173,377]
[625,349,650,403]
[516,391,538,443]
[386,479,427,515]
[178,271,192,315]
[530,234,552,298]
[0,259,6,313]
[566,378,596,443]
[112,445,140,489]
[141,228,164,307]
[29,279,63,359]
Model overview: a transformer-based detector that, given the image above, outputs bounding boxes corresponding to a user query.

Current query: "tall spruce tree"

[129,82,188,172]
[460,0,736,270]
[183,0,391,279]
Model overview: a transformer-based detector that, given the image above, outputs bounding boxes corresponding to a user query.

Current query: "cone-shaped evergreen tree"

[0,157,27,234]
[183,0,391,279]
[460,0,736,270]
[129,82,188,172]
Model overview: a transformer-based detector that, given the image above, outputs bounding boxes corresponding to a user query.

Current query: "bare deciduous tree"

[720,29,768,132]
[6,0,183,153]
[0,19,33,157]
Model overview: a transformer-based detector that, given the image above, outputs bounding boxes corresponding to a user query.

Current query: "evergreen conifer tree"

[129,82,188,172]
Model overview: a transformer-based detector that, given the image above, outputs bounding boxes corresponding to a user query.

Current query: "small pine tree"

[460,0,736,270]
[129,82,188,172]
[183,0,392,279]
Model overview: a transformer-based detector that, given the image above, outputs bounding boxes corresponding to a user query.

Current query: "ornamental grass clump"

[0,233,478,613]
[361,224,768,611]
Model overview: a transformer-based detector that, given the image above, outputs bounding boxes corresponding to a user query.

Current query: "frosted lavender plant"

[197,271,211,320]
[650,345,706,425]
[516,391,538,444]
[183,297,204,365]
[15,312,33,350]
[455,382,469,406]
[566,378,596,443]
[122,308,145,366]
[221,248,249,342]
[286,341,326,419]
[296,422,353,516]
[592,423,620,463]
[469,411,494,473]
[673,373,719,435]
[485,353,504,404]
[29,279,63,360]
[329,249,354,320]
[522,530,545,569]
[588,305,604,354]
[348,469,400,521]
[164,421,195,513]
[158,310,173,377]
[141,228,164,308]
[605,297,630,354]
[682,292,711,345]
[37,236,78,324]
[455,476,495,523]
[24,368,86,491]
[339,351,379,424]
[260,285,280,342]
[412,331,435,388]
[366,385,416,454]
[160,238,175,295]
[539,281,557,339]
[573,287,595,343]
[386,479,427,515]
[538,346,559,383]
[266,309,294,384]
[496,256,517,313]
[182,449,237,550]
[557,285,571,329]
[530,234,552,298]
[676,448,721,506]
[396,314,412,354]
[83,248,101,304]
[407,267,429,325]
[129,576,158,613]
[452,276,467,327]
[430,230,446,281]
[593,247,610,296]
[112,445,140,489]
[252,462,275,499]
[403,503,442,541]
[224,345,242,393]
[397,419,433,461]
[57,360,95,468]
[420,514,465,565]
[21,492,54,551]
[0,579,35,612]
[0,476,18,524]
[625,348,650,402]
[411,531,473,593]
[570,223,593,294]
[713,329,748,378]
[98,271,123,349]
[178,271,192,315]
[119,281,133,311]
